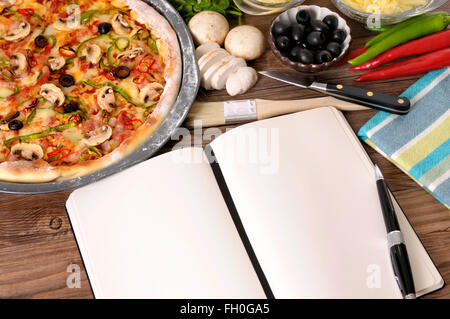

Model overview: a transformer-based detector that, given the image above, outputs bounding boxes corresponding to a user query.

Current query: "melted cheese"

[33,108,56,127]
[119,79,139,100]
[63,127,85,144]
[0,87,13,99]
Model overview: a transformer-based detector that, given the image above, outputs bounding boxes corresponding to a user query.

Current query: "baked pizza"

[0,0,181,183]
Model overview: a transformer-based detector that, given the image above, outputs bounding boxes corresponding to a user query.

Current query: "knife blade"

[259,71,411,115]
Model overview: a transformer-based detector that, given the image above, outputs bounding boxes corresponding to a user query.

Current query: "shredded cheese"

[341,0,427,14]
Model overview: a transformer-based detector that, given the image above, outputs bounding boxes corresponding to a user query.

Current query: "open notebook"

[66,107,443,299]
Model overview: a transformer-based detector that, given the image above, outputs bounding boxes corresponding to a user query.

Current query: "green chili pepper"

[364,25,394,33]
[115,37,130,51]
[76,34,113,57]
[47,35,57,48]
[81,79,151,108]
[80,8,128,24]
[4,8,21,18]
[0,84,18,99]
[11,84,19,96]
[102,110,111,125]
[0,71,13,82]
[80,146,103,161]
[147,38,159,55]
[18,96,44,109]
[36,71,43,83]
[18,98,33,108]
[106,45,118,67]
[66,96,89,120]
[133,28,151,41]
[350,14,450,65]
[26,109,37,124]
[80,79,104,89]
[32,12,44,23]
[0,60,10,67]
[99,58,111,71]
[80,10,99,24]
[143,102,158,118]
[4,122,76,150]
[365,12,448,48]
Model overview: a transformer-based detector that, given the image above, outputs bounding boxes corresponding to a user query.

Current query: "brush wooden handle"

[186,97,368,128]
[255,97,367,120]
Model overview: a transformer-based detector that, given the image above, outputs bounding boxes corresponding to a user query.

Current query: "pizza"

[0,0,181,183]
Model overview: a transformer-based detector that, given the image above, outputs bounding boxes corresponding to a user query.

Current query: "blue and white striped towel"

[359,67,450,209]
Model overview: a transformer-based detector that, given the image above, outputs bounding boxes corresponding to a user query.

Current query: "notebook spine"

[205,145,274,299]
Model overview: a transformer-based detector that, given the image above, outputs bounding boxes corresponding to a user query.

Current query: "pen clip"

[391,255,406,297]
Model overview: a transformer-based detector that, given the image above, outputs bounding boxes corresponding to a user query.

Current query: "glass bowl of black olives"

[269,5,351,73]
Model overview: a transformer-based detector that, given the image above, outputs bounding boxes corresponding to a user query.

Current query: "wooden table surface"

[0,0,449,299]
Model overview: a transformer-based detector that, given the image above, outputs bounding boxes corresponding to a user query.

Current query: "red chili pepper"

[47,148,72,161]
[334,46,368,67]
[137,56,155,73]
[133,73,146,84]
[59,45,76,58]
[354,47,450,82]
[69,113,82,125]
[17,8,34,16]
[23,98,38,113]
[89,20,100,33]
[131,118,143,125]
[104,70,116,81]
[117,111,135,130]
[351,30,450,71]
[26,49,37,67]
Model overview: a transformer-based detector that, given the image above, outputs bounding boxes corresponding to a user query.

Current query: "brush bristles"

[185,101,225,128]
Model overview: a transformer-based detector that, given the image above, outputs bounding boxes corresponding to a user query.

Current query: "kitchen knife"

[259,71,411,115]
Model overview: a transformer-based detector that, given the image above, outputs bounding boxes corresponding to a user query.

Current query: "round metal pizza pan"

[0,0,199,194]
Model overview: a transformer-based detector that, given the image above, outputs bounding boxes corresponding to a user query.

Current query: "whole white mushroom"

[188,11,229,46]
[225,25,265,61]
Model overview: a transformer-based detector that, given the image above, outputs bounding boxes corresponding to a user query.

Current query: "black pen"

[375,165,416,299]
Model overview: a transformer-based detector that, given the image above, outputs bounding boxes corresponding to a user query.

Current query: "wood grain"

[0,0,448,299]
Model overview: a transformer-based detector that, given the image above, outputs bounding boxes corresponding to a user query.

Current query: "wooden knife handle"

[256,96,368,120]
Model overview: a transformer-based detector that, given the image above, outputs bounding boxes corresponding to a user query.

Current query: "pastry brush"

[185,96,368,128]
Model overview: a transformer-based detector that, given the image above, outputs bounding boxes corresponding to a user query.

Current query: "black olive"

[8,120,23,131]
[331,29,347,43]
[272,21,291,37]
[288,46,303,62]
[59,74,75,87]
[299,49,314,64]
[114,66,130,79]
[34,35,48,48]
[323,15,339,30]
[310,20,330,34]
[64,102,79,113]
[275,35,292,52]
[296,10,310,25]
[306,31,326,48]
[300,41,311,49]
[315,50,333,64]
[326,42,342,57]
[290,24,305,45]
[98,22,112,34]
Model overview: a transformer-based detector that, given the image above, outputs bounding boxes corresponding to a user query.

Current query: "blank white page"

[210,107,442,299]
[67,147,265,299]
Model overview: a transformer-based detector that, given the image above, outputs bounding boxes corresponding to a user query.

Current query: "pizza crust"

[0,0,182,183]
